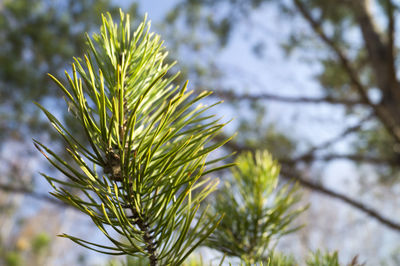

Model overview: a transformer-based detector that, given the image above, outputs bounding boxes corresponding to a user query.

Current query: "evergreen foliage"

[204,151,306,264]
[35,11,232,265]
[306,250,340,266]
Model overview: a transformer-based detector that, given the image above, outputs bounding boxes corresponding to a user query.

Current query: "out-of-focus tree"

[164,0,400,234]
[155,0,400,262]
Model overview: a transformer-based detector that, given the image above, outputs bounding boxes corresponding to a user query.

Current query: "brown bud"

[104,150,122,182]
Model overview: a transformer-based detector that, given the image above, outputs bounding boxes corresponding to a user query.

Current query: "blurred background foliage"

[2,0,400,265]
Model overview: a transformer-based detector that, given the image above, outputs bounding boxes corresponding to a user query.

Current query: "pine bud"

[104,150,122,182]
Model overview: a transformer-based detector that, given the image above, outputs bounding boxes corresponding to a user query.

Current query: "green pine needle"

[36,10,232,265]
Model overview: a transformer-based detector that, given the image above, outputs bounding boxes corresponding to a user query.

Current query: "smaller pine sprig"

[204,151,307,264]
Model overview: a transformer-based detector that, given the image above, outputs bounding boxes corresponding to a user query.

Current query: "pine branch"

[35,11,232,264]
[204,152,306,262]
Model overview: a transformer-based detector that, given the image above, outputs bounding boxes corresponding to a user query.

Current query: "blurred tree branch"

[294,0,400,145]
[291,114,373,161]
[208,89,366,106]
[0,182,70,208]
[385,0,396,76]
[279,166,400,232]
[282,154,399,166]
